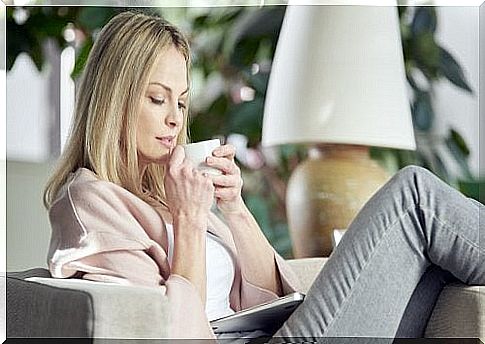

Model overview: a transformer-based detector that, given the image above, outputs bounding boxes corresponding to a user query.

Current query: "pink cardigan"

[47,168,300,338]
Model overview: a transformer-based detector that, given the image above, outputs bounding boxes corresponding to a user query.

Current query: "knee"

[394,165,437,192]
[396,165,433,181]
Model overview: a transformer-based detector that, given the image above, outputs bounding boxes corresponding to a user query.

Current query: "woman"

[44,10,484,340]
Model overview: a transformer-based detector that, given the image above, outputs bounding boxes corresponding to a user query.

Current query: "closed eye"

[150,97,165,105]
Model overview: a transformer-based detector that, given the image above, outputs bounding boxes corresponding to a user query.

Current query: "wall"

[480,4,484,175]
[434,6,482,177]
[6,161,52,271]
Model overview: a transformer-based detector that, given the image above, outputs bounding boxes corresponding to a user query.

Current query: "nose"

[165,103,183,129]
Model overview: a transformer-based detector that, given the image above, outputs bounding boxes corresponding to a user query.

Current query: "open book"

[210,292,305,334]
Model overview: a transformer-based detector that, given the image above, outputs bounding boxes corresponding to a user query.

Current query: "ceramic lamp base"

[286,144,390,258]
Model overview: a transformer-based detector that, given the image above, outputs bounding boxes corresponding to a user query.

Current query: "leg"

[274,166,484,338]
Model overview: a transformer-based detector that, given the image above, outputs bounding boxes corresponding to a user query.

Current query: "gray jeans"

[272,165,484,339]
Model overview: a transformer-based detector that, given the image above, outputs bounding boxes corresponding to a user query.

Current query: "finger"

[214,187,240,200]
[181,157,196,170]
[168,145,186,167]
[180,163,195,178]
[212,144,236,160]
[208,174,240,187]
[206,156,239,175]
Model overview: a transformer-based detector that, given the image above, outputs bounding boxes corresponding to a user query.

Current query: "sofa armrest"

[7,274,93,338]
[425,283,485,340]
[7,273,170,339]
[286,258,327,293]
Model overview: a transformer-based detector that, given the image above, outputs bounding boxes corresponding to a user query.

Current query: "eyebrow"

[149,82,189,97]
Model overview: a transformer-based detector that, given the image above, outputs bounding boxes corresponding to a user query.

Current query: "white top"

[165,223,236,321]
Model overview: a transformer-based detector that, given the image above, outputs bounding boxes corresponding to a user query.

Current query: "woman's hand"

[205,144,245,214]
[164,145,215,227]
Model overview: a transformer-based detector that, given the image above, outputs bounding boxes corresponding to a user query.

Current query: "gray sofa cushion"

[7,268,93,338]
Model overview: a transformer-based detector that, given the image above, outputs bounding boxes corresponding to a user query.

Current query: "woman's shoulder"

[49,167,163,244]
[69,167,123,192]
[51,167,157,222]
[58,167,140,204]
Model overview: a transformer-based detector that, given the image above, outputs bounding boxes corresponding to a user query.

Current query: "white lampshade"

[262,5,416,150]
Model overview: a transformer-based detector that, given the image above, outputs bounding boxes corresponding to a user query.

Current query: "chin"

[138,151,169,168]
[154,153,170,165]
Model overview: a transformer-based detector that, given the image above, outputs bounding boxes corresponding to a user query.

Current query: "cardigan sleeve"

[47,174,215,339]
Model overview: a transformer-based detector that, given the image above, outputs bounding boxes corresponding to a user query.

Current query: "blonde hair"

[43,11,191,209]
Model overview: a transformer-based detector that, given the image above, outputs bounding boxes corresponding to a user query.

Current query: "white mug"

[182,139,222,176]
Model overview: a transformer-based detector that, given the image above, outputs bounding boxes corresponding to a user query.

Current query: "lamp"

[262,5,416,257]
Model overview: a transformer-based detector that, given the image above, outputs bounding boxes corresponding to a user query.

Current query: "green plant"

[372,7,481,203]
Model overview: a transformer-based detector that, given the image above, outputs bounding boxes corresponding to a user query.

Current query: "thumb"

[168,145,185,167]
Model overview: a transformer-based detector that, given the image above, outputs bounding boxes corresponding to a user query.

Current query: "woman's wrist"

[172,211,208,234]
[217,196,247,216]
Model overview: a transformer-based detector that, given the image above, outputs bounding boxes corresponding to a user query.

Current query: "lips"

[156,135,175,149]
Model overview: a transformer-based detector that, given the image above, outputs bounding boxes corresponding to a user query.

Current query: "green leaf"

[431,150,450,183]
[413,32,440,78]
[227,7,285,67]
[412,92,434,131]
[189,95,230,142]
[211,8,242,26]
[416,150,433,172]
[228,97,264,145]
[458,179,484,204]
[231,7,285,45]
[6,21,28,71]
[230,37,260,67]
[439,47,473,93]
[445,131,474,180]
[411,7,437,35]
[77,7,114,31]
[193,14,210,29]
[369,147,400,174]
[71,37,93,79]
[396,149,418,168]
[399,18,412,42]
[248,72,269,95]
[448,128,470,157]
[28,38,44,72]
[29,13,68,37]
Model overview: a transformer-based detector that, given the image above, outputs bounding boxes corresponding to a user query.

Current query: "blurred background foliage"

[6,6,482,257]
[372,7,480,197]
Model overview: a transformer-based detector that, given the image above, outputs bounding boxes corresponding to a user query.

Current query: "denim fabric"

[273,165,484,339]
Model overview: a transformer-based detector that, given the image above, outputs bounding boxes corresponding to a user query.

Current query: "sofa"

[6,258,484,341]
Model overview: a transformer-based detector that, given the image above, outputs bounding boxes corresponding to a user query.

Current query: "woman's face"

[136,45,188,170]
